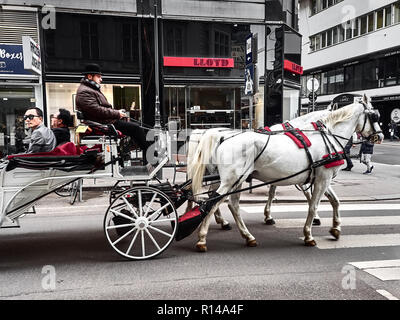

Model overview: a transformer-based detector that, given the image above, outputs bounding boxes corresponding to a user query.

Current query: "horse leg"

[302,188,322,226]
[196,194,228,252]
[324,186,341,240]
[303,178,330,246]
[264,185,276,225]
[228,189,257,247]
[214,208,232,230]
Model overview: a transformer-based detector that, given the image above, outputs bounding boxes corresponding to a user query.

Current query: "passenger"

[75,63,150,162]
[24,107,56,153]
[51,108,73,146]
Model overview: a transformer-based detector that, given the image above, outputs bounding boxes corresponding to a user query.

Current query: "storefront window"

[187,87,236,129]
[0,87,35,157]
[46,83,142,125]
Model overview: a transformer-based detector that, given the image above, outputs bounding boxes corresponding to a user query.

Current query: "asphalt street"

[0,191,400,301]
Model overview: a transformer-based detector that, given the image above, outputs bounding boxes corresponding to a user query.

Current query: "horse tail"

[189,131,220,197]
[186,129,204,177]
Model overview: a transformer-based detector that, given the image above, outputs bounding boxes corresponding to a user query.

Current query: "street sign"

[246,34,252,65]
[244,64,254,96]
[308,92,317,102]
[307,78,319,92]
[391,108,400,123]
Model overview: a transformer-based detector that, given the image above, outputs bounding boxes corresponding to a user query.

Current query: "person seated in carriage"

[75,64,151,163]
[24,107,56,154]
[51,108,73,146]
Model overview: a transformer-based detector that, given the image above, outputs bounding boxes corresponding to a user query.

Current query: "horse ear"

[363,94,369,104]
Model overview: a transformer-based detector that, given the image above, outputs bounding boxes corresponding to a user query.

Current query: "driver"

[75,64,150,162]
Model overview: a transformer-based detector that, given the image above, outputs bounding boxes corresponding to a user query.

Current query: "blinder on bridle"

[360,102,382,143]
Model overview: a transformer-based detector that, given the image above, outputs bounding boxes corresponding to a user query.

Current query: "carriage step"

[1,217,20,229]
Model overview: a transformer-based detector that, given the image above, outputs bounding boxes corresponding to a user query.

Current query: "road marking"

[241,203,400,214]
[310,234,400,249]
[349,259,400,281]
[272,216,400,228]
[376,290,399,300]
[349,259,400,269]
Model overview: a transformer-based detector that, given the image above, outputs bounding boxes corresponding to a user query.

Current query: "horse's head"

[356,94,384,143]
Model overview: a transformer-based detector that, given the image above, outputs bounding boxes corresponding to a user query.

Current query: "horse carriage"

[0,95,384,260]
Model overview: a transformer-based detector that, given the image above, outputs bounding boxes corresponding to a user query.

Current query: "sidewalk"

[81,157,400,203]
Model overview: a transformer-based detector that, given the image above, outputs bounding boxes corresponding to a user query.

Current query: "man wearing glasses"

[24,107,56,153]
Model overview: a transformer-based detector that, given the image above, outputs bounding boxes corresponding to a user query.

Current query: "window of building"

[166,26,184,56]
[352,19,359,37]
[332,26,338,44]
[122,23,139,61]
[80,21,99,59]
[353,64,363,90]
[385,55,398,86]
[326,29,332,46]
[335,68,344,92]
[385,5,392,27]
[363,60,378,89]
[345,20,352,40]
[321,72,328,95]
[327,69,336,94]
[321,32,327,48]
[311,0,318,15]
[395,2,400,24]
[367,13,375,32]
[338,24,345,42]
[360,16,367,35]
[344,65,354,92]
[214,30,230,57]
[376,9,384,29]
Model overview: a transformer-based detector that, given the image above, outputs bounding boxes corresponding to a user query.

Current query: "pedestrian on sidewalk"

[389,120,399,141]
[342,134,355,171]
[360,139,374,174]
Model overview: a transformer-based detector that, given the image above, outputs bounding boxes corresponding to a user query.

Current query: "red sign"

[163,56,234,68]
[284,59,303,75]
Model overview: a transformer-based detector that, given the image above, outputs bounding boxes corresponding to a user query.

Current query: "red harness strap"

[322,151,345,168]
[263,126,271,131]
[284,129,312,149]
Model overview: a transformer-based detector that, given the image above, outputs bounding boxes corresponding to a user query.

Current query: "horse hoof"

[304,239,317,247]
[313,218,321,226]
[196,244,207,252]
[329,228,340,240]
[221,223,232,230]
[247,239,258,247]
[265,218,276,225]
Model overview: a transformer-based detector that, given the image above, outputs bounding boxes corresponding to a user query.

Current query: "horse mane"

[321,104,355,128]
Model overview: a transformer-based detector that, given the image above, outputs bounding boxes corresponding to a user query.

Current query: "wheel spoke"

[121,196,139,219]
[112,226,137,246]
[148,225,173,238]
[110,209,136,222]
[148,203,171,221]
[144,193,157,217]
[141,230,145,257]
[149,217,176,224]
[106,223,135,230]
[138,190,143,217]
[126,229,140,255]
[145,228,161,251]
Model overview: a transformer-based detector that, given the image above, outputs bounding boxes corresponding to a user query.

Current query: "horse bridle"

[360,102,382,143]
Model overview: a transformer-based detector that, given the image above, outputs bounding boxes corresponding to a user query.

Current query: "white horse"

[189,96,383,252]
[185,109,333,229]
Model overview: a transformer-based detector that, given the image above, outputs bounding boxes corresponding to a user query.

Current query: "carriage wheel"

[104,186,178,260]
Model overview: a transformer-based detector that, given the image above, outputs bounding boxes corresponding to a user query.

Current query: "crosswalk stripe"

[376,290,399,300]
[349,259,400,281]
[241,203,400,214]
[309,234,400,249]
[273,216,400,228]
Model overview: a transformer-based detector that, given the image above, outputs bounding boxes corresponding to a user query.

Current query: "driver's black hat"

[82,63,102,75]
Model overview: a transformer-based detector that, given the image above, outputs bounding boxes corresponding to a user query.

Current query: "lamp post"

[153,2,161,131]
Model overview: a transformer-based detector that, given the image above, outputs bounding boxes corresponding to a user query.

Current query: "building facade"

[299,0,400,137]
[1,0,301,156]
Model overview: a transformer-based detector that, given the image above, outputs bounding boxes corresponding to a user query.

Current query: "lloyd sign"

[163,57,234,68]
[22,36,41,75]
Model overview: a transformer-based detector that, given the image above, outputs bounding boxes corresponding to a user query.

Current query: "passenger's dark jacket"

[75,78,120,124]
[360,140,374,154]
[52,127,70,146]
